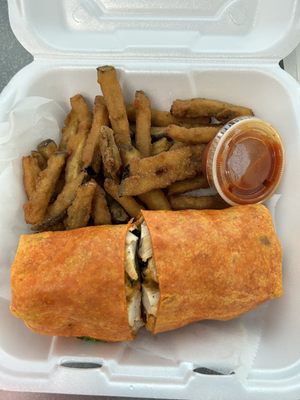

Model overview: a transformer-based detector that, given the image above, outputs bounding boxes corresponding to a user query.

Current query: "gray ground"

[0,0,33,92]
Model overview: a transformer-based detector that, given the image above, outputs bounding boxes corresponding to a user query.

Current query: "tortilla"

[10,224,140,341]
[141,204,282,334]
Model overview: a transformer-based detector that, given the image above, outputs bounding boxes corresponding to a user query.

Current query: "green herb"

[77,336,104,342]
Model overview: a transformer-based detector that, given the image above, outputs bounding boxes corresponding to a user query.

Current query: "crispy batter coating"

[151,138,171,155]
[23,152,66,224]
[65,180,96,229]
[139,190,171,210]
[171,98,253,121]
[97,66,131,146]
[22,155,41,200]
[167,175,209,195]
[120,145,205,196]
[104,178,144,218]
[37,139,58,160]
[99,126,122,181]
[82,96,109,170]
[127,105,210,127]
[166,125,220,144]
[59,110,79,151]
[134,90,152,157]
[169,195,228,210]
[92,184,112,225]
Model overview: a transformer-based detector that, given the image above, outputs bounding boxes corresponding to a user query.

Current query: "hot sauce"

[203,117,284,205]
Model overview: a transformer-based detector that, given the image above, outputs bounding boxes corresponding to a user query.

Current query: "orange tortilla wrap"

[141,204,282,334]
[10,225,135,341]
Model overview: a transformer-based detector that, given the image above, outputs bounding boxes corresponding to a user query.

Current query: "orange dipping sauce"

[203,117,284,205]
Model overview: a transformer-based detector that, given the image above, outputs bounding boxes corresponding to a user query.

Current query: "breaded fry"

[70,94,92,125]
[151,137,171,155]
[99,126,122,181]
[169,142,187,151]
[119,145,204,196]
[108,199,130,224]
[82,96,109,170]
[129,145,204,176]
[41,222,65,232]
[23,152,66,224]
[65,130,87,183]
[65,180,96,229]
[171,98,253,121]
[31,150,47,170]
[59,110,78,151]
[91,148,102,174]
[126,105,210,127]
[53,173,65,198]
[64,96,92,182]
[104,178,144,218]
[167,175,209,195]
[97,66,131,146]
[166,125,220,144]
[22,155,41,199]
[139,190,171,210]
[47,171,86,219]
[150,126,167,140]
[91,98,108,172]
[31,219,66,232]
[134,90,152,157]
[119,144,141,165]
[37,139,58,159]
[92,184,112,225]
[169,195,228,210]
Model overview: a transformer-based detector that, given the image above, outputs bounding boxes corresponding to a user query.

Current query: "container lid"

[203,116,285,205]
[8,0,300,61]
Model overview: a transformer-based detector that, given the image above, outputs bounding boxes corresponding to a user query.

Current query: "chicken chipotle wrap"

[139,204,282,334]
[10,224,143,341]
[10,204,282,340]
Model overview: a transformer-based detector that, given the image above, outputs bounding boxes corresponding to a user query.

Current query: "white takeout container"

[1,0,300,399]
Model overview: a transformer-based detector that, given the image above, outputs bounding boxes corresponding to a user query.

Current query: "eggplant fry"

[104,178,144,218]
[47,171,86,219]
[108,199,130,224]
[92,184,112,225]
[31,150,47,170]
[65,180,97,229]
[22,155,41,200]
[169,195,228,210]
[139,190,171,210]
[167,175,209,196]
[119,145,205,196]
[37,139,58,159]
[119,144,141,166]
[171,98,253,121]
[82,96,109,171]
[59,110,78,151]
[23,152,67,225]
[151,137,171,155]
[134,90,152,157]
[65,95,92,182]
[126,105,210,127]
[99,126,122,181]
[97,66,131,146]
[166,125,220,144]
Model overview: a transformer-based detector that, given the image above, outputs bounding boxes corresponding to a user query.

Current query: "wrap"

[141,204,282,334]
[10,224,141,341]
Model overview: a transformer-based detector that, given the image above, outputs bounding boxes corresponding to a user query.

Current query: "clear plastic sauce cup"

[202,116,285,205]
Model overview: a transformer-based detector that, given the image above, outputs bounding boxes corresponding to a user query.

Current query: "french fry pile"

[22,66,254,231]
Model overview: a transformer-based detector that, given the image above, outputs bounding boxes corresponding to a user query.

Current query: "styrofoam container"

[1,0,300,398]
